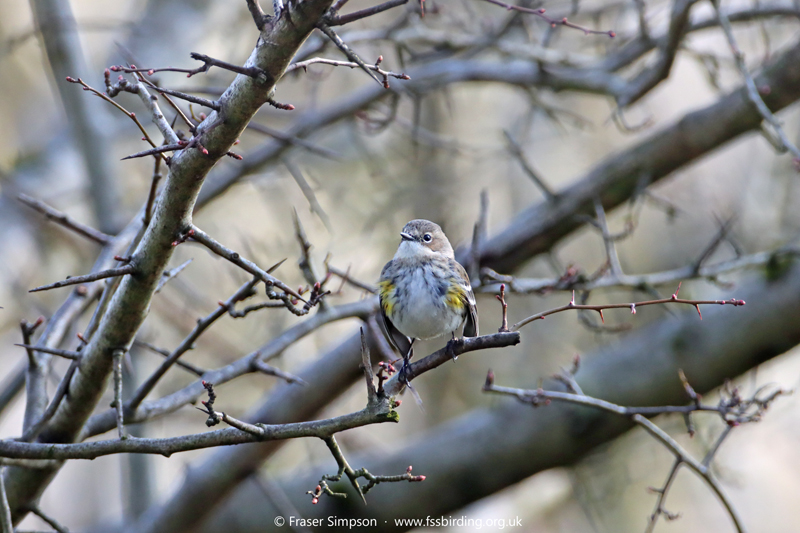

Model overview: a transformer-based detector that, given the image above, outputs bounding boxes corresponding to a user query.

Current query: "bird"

[378,219,478,385]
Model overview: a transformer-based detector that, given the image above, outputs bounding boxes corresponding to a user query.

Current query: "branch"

[128,278,260,409]
[246,0,270,31]
[325,0,408,26]
[17,194,112,245]
[481,0,615,37]
[80,299,377,439]
[285,56,410,87]
[479,247,800,293]
[470,38,800,273]
[383,332,520,396]
[483,373,786,532]
[4,0,343,521]
[513,284,744,330]
[187,226,304,301]
[28,265,135,293]
[316,24,385,87]
[714,0,800,161]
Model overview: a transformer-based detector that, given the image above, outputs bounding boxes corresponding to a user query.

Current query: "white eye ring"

[423,233,432,242]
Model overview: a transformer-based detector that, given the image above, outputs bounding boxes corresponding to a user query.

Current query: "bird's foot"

[446,337,464,362]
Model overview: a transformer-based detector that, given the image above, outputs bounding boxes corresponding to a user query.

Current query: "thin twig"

[14,345,81,360]
[326,0,408,26]
[188,225,307,303]
[134,340,207,376]
[594,198,624,278]
[246,122,342,160]
[286,161,333,232]
[512,286,745,330]
[503,130,556,201]
[112,53,270,83]
[714,0,800,161]
[129,278,260,409]
[482,0,615,37]
[286,57,410,86]
[29,265,135,293]
[479,248,800,294]
[316,24,385,87]
[0,467,12,533]
[17,194,112,245]
[251,361,307,385]
[645,458,683,532]
[27,504,70,533]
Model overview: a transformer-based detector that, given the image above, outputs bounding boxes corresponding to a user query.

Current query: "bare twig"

[645,458,683,531]
[307,435,423,505]
[246,0,270,30]
[134,340,207,377]
[187,226,304,301]
[285,56,410,86]
[713,0,800,161]
[593,198,624,278]
[251,361,307,385]
[316,24,385,86]
[0,467,12,533]
[286,161,333,232]
[155,259,193,293]
[503,130,556,202]
[129,278,260,409]
[512,286,745,330]
[246,122,342,160]
[482,0,615,37]
[111,53,270,83]
[326,265,377,293]
[14,345,81,361]
[66,76,165,159]
[325,0,409,26]
[17,194,112,245]
[383,332,520,395]
[479,248,800,294]
[483,377,785,533]
[29,265,135,293]
[27,504,70,533]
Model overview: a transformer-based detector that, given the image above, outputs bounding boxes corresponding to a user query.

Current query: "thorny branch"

[512,285,745,330]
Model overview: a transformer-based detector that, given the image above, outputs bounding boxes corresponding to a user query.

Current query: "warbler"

[378,219,478,382]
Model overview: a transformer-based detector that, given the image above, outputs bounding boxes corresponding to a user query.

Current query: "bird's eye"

[423,233,432,242]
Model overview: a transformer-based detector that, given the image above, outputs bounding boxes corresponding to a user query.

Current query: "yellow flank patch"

[378,280,395,315]
[445,282,466,311]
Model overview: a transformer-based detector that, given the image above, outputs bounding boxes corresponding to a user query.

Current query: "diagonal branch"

[316,24,384,86]
[17,194,112,245]
[29,266,135,293]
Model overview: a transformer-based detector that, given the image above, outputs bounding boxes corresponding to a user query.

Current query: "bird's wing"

[379,304,413,358]
[378,261,413,357]
[454,260,479,338]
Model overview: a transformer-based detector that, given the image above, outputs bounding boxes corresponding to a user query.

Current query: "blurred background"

[0,0,799,530]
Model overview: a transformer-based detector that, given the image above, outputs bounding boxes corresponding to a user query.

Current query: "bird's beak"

[400,232,414,241]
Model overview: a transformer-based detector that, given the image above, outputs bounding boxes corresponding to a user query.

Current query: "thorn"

[484,369,495,389]
[569,290,575,306]
[672,282,682,299]
[598,309,604,324]
[695,304,702,320]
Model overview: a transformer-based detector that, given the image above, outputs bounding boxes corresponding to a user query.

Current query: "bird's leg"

[445,331,462,362]
[401,340,415,385]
